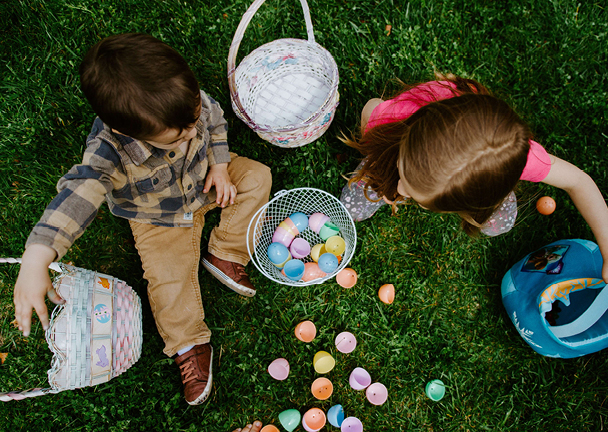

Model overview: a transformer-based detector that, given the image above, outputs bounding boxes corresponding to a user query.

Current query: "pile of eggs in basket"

[267,212,346,282]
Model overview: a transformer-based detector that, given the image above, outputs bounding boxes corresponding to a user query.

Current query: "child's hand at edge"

[204,163,237,208]
[232,421,263,432]
[14,244,64,337]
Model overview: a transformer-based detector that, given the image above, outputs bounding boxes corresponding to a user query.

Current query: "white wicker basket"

[228,0,339,148]
[247,188,357,286]
[0,259,142,401]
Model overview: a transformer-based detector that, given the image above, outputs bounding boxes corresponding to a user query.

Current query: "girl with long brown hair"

[340,74,608,281]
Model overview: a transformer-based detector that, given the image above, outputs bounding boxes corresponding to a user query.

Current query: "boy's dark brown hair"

[79,33,200,139]
[344,74,532,235]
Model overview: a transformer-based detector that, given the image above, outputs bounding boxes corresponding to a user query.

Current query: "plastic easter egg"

[325,235,346,256]
[341,417,363,432]
[366,382,388,405]
[327,405,345,428]
[295,320,317,342]
[289,212,309,232]
[349,367,371,390]
[335,331,357,354]
[283,259,305,281]
[319,222,340,241]
[260,426,280,432]
[309,212,330,234]
[378,284,395,304]
[311,377,333,400]
[318,253,339,273]
[425,379,446,401]
[536,196,556,215]
[290,238,311,259]
[272,226,295,248]
[279,409,301,432]
[310,244,327,262]
[302,262,327,282]
[267,358,290,381]
[313,351,335,374]
[336,268,358,288]
[279,220,298,237]
[267,242,291,268]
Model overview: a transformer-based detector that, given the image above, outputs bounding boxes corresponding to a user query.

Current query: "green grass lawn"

[1,0,607,430]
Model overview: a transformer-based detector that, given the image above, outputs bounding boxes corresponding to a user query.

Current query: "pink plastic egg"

[309,212,330,234]
[272,226,295,248]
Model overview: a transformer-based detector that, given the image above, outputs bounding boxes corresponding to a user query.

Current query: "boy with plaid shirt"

[13,33,272,405]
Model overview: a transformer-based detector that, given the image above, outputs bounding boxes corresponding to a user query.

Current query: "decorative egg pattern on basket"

[0,259,142,401]
[228,0,339,148]
[247,188,357,286]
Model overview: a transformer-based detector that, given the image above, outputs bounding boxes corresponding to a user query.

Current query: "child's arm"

[13,244,65,337]
[542,155,608,282]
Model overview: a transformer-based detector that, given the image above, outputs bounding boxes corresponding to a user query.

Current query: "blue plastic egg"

[327,404,345,428]
[267,242,291,268]
[283,259,305,281]
[289,212,309,233]
[318,252,339,273]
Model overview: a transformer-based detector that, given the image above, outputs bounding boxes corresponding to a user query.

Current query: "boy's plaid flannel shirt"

[26,91,231,260]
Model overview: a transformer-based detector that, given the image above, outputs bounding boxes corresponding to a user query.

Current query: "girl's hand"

[14,244,64,337]
[204,163,237,208]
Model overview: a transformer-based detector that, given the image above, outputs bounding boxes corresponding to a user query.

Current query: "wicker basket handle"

[0,257,62,401]
[0,257,63,273]
[227,0,316,118]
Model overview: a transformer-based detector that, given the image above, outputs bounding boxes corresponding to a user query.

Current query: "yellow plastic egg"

[325,235,346,256]
[310,244,327,262]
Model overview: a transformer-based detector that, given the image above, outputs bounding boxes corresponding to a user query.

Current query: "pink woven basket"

[0,259,142,401]
[228,0,339,148]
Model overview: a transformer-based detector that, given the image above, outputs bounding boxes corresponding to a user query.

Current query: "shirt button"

[187,184,192,190]
[190,197,195,203]
[169,151,176,158]
[153,178,159,185]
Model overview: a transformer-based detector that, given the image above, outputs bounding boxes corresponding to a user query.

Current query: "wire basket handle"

[0,257,63,273]
[227,0,316,122]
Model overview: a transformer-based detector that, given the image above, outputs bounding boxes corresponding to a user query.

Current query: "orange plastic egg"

[294,320,317,342]
[260,426,280,432]
[310,378,333,401]
[302,262,326,282]
[303,407,327,429]
[536,196,556,215]
[336,268,358,288]
[378,284,395,304]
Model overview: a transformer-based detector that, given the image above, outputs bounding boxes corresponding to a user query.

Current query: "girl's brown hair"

[79,33,200,140]
[344,74,531,235]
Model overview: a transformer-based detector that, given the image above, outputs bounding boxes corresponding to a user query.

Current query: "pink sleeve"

[520,140,552,182]
[365,81,459,133]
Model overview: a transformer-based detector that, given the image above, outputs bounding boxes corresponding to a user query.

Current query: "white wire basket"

[227,0,339,148]
[0,259,142,401]
[247,188,357,286]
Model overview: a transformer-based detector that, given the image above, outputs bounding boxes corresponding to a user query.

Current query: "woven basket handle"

[0,257,63,401]
[227,0,316,118]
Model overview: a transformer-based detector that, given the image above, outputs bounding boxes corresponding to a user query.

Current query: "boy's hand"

[204,163,237,208]
[14,244,63,337]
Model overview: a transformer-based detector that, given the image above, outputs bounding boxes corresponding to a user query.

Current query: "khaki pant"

[129,155,271,357]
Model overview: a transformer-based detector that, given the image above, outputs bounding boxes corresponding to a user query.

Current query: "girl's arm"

[542,155,608,282]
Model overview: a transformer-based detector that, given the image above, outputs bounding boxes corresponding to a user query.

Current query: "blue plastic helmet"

[501,239,608,358]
